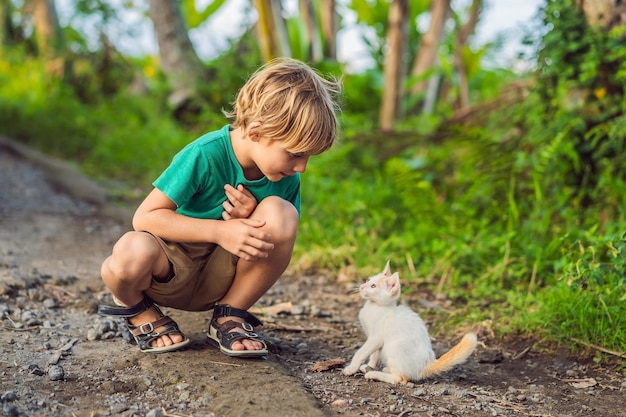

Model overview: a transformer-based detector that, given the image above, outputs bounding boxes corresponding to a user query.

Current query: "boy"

[98,58,341,357]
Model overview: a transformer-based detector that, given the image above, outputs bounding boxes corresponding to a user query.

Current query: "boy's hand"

[222,184,257,220]
[218,219,274,261]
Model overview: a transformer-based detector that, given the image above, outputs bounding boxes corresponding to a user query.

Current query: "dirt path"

[1,139,624,417]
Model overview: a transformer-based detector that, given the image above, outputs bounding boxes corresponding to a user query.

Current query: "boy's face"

[252,135,310,182]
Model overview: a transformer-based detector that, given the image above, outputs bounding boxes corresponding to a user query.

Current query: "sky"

[59,0,546,73]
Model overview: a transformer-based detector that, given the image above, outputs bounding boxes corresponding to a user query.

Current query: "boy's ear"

[247,121,262,142]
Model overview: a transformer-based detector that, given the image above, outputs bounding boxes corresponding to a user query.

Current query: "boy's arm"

[133,188,274,261]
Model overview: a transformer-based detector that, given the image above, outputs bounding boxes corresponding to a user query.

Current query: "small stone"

[146,410,165,417]
[331,399,348,407]
[291,305,306,315]
[86,328,99,341]
[101,331,117,340]
[2,404,19,417]
[20,311,35,322]
[1,391,17,402]
[457,389,470,397]
[110,403,129,414]
[26,318,42,326]
[28,364,45,376]
[48,365,65,381]
[43,298,57,309]
[0,305,10,317]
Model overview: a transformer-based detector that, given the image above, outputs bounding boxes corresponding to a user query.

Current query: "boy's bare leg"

[101,231,183,348]
[216,196,299,352]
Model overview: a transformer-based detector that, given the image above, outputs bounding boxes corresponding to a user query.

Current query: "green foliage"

[348,0,428,71]
[182,0,229,29]
[340,68,382,117]
[202,31,264,109]
[512,233,626,352]
[0,48,209,186]
[285,13,309,62]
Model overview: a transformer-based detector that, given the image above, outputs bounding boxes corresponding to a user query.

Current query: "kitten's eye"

[370,284,376,288]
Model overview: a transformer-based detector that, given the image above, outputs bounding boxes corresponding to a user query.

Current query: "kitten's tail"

[420,333,478,379]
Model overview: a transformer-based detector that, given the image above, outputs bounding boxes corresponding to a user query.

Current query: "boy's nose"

[294,156,309,173]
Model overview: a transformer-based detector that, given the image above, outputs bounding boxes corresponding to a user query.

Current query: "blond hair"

[224,58,341,155]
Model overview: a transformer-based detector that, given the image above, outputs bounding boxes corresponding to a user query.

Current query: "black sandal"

[207,304,268,357]
[98,296,190,354]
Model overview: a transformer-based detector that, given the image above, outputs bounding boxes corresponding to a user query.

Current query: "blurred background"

[1,0,625,360]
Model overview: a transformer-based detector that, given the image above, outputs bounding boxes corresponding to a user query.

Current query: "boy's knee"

[256,197,299,237]
[113,231,158,253]
[106,232,160,279]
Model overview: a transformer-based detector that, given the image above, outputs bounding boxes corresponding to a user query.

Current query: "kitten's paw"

[364,371,408,385]
[342,365,359,376]
[359,364,374,373]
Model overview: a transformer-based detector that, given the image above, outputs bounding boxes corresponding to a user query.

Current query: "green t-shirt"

[153,124,300,219]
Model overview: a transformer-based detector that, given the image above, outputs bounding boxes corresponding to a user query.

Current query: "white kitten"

[343,261,477,384]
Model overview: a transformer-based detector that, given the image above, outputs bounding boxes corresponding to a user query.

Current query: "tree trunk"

[409,0,450,102]
[253,0,291,61]
[147,0,207,110]
[31,0,64,57]
[0,0,13,46]
[320,0,337,60]
[422,73,441,115]
[300,0,323,62]
[379,0,408,132]
[452,0,481,112]
[577,0,626,28]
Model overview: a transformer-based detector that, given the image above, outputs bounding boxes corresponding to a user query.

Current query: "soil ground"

[0,138,624,417]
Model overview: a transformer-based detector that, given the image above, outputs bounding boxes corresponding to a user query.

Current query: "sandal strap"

[212,304,263,328]
[98,296,154,318]
[129,316,174,337]
[209,318,266,353]
[221,330,261,345]
[130,317,186,351]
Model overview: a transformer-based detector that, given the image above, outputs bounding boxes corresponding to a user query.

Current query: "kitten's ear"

[387,272,401,298]
[382,260,392,276]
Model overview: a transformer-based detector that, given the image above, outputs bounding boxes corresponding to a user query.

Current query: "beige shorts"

[143,233,239,311]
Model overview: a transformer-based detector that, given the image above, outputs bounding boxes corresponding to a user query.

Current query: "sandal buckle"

[241,322,254,332]
[139,322,155,334]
